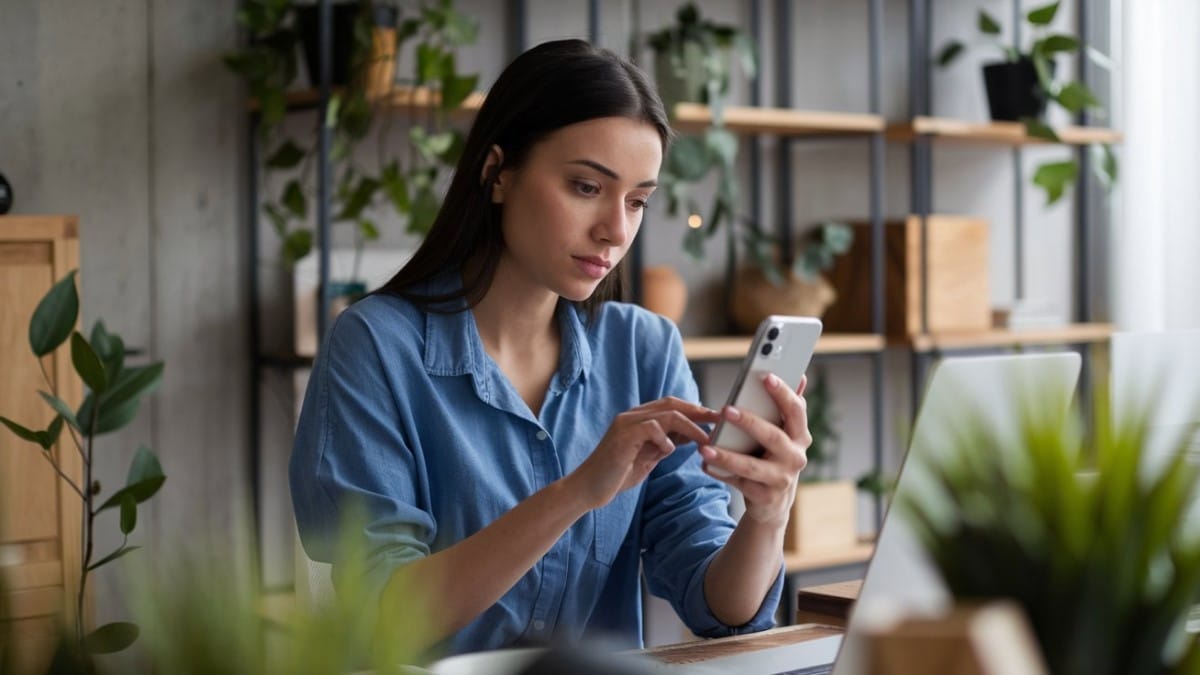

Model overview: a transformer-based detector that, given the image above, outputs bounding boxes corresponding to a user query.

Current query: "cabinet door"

[0,215,82,674]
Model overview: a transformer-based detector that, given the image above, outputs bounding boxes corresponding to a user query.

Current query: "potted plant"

[899,387,1200,674]
[936,0,1118,205]
[225,0,478,269]
[729,221,853,334]
[646,2,756,260]
[0,271,167,665]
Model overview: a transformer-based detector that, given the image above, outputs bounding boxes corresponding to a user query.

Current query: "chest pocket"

[592,490,638,566]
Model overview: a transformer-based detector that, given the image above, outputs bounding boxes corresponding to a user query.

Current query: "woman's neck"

[467,255,560,357]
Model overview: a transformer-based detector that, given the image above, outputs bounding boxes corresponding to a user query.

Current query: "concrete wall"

[0,0,1118,647]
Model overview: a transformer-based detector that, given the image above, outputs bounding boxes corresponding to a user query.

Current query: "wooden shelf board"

[683,333,885,362]
[887,116,1123,146]
[674,103,885,136]
[908,322,1115,352]
[785,541,874,573]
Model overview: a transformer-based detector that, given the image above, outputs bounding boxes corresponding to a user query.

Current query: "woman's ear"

[480,145,506,204]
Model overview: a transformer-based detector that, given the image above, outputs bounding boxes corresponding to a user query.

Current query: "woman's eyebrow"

[567,159,658,188]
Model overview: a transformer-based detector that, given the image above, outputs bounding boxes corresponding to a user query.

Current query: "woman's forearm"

[702,516,786,627]
[380,476,592,642]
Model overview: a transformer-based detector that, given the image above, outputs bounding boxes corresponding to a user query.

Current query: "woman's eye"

[573,181,600,196]
[629,198,650,210]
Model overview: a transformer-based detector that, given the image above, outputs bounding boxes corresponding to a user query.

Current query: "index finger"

[645,396,721,423]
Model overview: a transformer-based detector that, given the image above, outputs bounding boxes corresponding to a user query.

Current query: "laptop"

[637,353,1082,674]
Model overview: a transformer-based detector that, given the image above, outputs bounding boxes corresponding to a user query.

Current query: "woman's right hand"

[566,397,720,510]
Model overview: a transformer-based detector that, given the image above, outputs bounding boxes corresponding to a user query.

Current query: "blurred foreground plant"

[0,270,165,658]
[900,384,1200,675]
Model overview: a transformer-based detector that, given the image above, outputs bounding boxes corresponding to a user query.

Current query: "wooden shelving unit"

[683,333,885,362]
[784,540,875,574]
[887,116,1123,146]
[908,323,1115,352]
[673,102,885,137]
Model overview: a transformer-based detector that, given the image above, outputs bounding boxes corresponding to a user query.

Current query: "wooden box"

[823,215,991,337]
[784,480,857,555]
[0,215,84,674]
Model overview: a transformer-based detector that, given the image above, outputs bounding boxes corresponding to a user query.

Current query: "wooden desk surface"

[637,623,842,665]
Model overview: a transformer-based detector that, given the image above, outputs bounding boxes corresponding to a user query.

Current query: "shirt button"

[535,430,548,441]
[533,619,546,630]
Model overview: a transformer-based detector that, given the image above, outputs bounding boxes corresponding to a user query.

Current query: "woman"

[290,39,811,655]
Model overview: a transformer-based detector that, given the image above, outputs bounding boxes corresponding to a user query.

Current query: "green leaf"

[1091,144,1118,191]
[666,135,711,182]
[416,44,444,84]
[1037,34,1079,55]
[705,127,738,167]
[978,10,1002,36]
[1055,81,1100,114]
[101,363,164,414]
[71,332,108,394]
[87,395,142,435]
[0,416,42,446]
[263,203,289,236]
[1027,1,1061,26]
[45,415,65,447]
[87,545,141,572]
[39,391,80,431]
[1032,160,1078,205]
[84,622,139,654]
[381,162,410,213]
[265,140,306,169]
[357,219,380,241]
[98,446,166,512]
[283,229,313,264]
[438,131,466,165]
[397,18,420,43]
[1023,118,1061,142]
[89,320,125,380]
[120,493,137,535]
[29,270,79,357]
[936,41,965,67]
[441,73,477,111]
[282,180,306,218]
[407,185,441,236]
[336,176,380,221]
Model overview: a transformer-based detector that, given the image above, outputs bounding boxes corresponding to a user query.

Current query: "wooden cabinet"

[0,215,83,673]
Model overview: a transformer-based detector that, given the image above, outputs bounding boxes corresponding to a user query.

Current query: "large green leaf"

[1023,118,1061,142]
[666,135,711,181]
[76,393,141,436]
[978,10,1001,35]
[89,320,125,380]
[705,127,738,167]
[1027,1,1061,26]
[101,363,164,414]
[0,416,41,446]
[381,162,410,213]
[1055,82,1100,114]
[1037,34,1079,55]
[416,44,445,84]
[71,332,108,394]
[936,40,965,67]
[442,73,477,112]
[85,622,139,654]
[282,180,306,218]
[1033,160,1078,205]
[265,140,305,169]
[98,446,166,513]
[29,270,79,357]
[336,176,380,222]
[283,229,313,264]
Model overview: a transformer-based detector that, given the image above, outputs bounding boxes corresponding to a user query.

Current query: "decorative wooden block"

[867,602,1048,675]
[0,215,84,674]
[784,480,857,555]
[823,215,991,337]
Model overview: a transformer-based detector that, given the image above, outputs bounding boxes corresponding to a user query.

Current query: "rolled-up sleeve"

[637,320,783,636]
[289,307,433,601]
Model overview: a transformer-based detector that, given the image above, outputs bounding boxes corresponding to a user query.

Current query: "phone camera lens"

[767,326,780,341]
[760,343,773,356]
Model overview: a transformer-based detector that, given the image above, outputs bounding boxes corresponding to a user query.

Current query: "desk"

[638,623,842,670]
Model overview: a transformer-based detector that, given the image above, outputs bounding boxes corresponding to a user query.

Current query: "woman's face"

[492,116,663,303]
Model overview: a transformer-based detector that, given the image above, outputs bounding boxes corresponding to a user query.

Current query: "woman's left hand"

[699,373,811,525]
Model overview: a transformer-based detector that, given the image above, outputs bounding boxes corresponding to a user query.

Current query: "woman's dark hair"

[376,39,671,316]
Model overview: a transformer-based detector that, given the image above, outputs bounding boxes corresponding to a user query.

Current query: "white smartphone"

[709,315,823,457]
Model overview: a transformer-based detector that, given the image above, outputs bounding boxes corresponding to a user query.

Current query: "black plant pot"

[296,1,361,87]
[982,58,1052,122]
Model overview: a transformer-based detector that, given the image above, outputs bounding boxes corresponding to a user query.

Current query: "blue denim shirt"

[290,276,783,654]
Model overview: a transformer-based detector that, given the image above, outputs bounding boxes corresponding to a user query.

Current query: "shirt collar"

[421,271,594,388]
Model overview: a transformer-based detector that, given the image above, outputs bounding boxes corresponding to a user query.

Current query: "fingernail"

[724,406,741,421]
